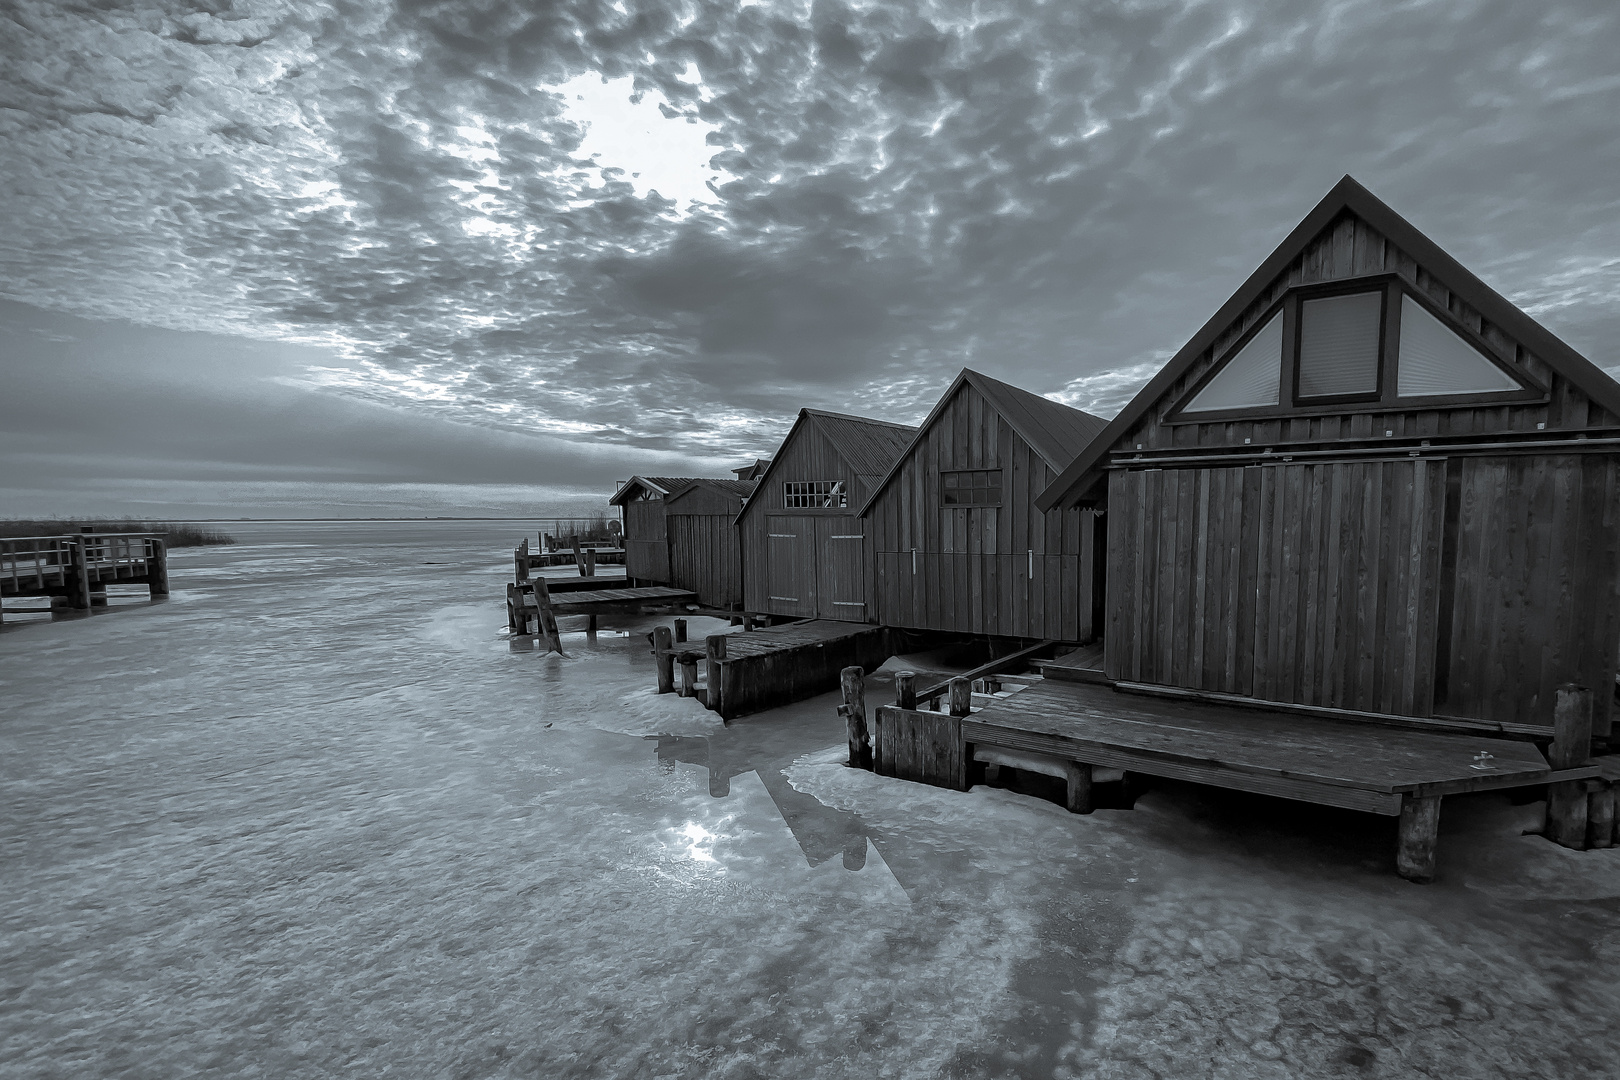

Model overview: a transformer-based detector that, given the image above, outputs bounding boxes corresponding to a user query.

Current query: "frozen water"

[4,521,1620,1078]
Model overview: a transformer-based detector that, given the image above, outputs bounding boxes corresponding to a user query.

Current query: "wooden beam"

[915,639,1057,705]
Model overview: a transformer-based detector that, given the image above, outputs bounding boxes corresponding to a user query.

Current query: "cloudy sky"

[3,0,1618,518]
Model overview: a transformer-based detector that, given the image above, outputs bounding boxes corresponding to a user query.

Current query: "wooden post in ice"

[1396,795,1442,883]
[571,536,584,571]
[1588,785,1615,850]
[674,618,687,643]
[678,653,699,698]
[65,540,92,610]
[1063,761,1094,815]
[148,538,169,597]
[948,677,971,718]
[1546,684,1593,849]
[583,546,596,578]
[514,539,529,583]
[532,577,563,655]
[705,634,727,715]
[839,666,870,769]
[653,626,674,693]
[895,671,917,711]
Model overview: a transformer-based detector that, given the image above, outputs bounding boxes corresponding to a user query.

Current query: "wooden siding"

[623,498,670,582]
[740,421,872,621]
[667,513,742,608]
[1119,212,1618,455]
[865,382,1100,642]
[1105,455,1620,733]
[1440,454,1620,735]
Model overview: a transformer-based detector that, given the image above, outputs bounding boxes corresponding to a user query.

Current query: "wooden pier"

[852,672,1607,882]
[654,620,894,721]
[1,533,168,621]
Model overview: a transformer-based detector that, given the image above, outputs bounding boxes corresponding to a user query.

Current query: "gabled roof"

[855,368,1107,516]
[1036,174,1620,511]
[608,475,702,506]
[664,477,757,505]
[732,458,772,480]
[736,409,918,523]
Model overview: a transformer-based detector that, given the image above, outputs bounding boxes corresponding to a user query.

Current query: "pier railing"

[0,532,168,612]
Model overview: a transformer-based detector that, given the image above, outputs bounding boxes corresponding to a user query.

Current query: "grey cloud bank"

[2,0,1617,515]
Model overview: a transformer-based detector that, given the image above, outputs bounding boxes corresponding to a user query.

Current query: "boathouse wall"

[861,375,1107,643]
[739,410,915,622]
[1041,178,1620,736]
[664,480,751,609]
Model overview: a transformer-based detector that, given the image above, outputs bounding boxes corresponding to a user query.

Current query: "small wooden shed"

[609,476,700,584]
[1037,175,1620,738]
[859,368,1109,642]
[738,410,917,622]
[663,478,756,609]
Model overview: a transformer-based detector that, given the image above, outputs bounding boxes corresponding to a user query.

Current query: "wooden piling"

[1587,786,1614,850]
[705,635,727,715]
[514,539,529,583]
[583,546,596,577]
[1547,685,1593,849]
[1063,761,1094,815]
[679,653,699,698]
[533,577,563,655]
[742,613,756,631]
[653,626,674,693]
[1396,794,1442,883]
[948,677,971,718]
[840,666,870,769]
[65,541,92,610]
[571,536,584,571]
[148,538,169,597]
[896,671,916,710]
[674,618,687,643]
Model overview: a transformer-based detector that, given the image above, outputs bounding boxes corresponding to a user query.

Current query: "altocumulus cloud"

[2,0,1619,511]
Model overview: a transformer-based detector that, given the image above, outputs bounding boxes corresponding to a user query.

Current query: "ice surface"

[3,520,1620,1078]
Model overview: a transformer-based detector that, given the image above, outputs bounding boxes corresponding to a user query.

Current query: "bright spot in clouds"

[554,72,728,208]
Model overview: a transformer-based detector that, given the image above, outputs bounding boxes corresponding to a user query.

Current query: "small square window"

[941,469,1002,506]
[783,480,846,508]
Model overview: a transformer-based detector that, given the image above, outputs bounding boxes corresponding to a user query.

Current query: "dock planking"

[657,619,894,721]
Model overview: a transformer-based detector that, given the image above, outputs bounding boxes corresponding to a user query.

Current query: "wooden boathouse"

[738,410,917,622]
[663,478,756,610]
[859,368,1108,643]
[609,476,700,585]
[855,176,1619,881]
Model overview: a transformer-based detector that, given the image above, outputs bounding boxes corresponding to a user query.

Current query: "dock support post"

[587,614,598,634]
[651,625,670,693]
[840,666,870,769]
[678,654,699,698]
[948,677,971,718]
[1063,761,1094,815]
[1396,794,1442,883]
[653,626,674,693]
[674,618,687,643]
[1587,785,1614,850]
[743,614,755,632]
[583,547,596,577]
[571,536,583,571]
[148,538,169,597]
[896,671,916,711]
[513,539,529,583]
[533,577,563,655]
[65,541,91,610]
[705,635,727,716]
[1547,685,1593,849]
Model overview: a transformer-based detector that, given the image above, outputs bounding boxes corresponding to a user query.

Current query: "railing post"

[895,671,916,711]
[948,677,972,718]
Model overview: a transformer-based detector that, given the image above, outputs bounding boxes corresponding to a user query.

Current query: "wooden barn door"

[765,516,817,618]
[1436,455,1620,735]
[817,518,867,622]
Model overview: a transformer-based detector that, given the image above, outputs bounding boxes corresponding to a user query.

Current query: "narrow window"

[1297,291,1383,399]
[783,480,846,508]
[1182,313,1283,412]
[941,469,1002,506]
[1397,295,1521,396]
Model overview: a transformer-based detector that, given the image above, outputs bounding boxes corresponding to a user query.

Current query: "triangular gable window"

[1181,313,1283,413]
[1397,295,1521,397]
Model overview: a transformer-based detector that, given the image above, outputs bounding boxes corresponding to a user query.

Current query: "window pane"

[1298,292,1382,398]
[1182,313,1283,412]
[1397,295,1521,396]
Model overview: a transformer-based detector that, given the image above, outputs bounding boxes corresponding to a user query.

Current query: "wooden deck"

[870,677,1602,881]
[666,620,894,721]
[1032,641,1106,684]
[549,585,696,612]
